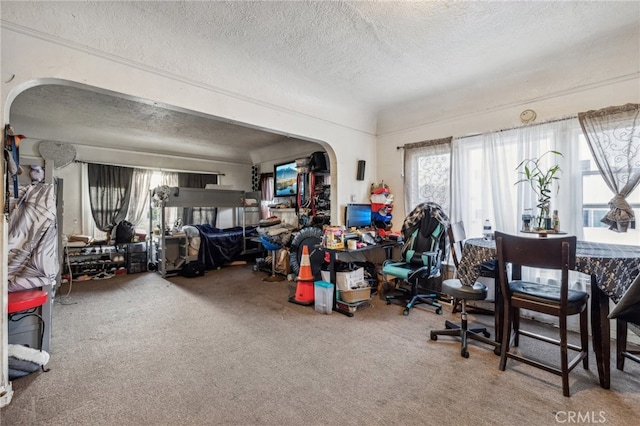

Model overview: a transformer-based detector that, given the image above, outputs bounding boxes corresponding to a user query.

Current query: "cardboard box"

[320,267,365,291]
[339,286,371,303]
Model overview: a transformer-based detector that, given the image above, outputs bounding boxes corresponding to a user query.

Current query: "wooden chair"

[610,273,640,371]
[495,232,588,397]
[617,319,640,370]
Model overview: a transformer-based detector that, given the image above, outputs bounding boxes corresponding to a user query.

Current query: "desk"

[321,240,400,317]
[457,237,640,390]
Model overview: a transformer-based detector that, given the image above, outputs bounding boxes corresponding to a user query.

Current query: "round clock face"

[520,109,537,123]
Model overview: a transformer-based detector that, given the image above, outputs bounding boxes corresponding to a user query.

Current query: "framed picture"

[274,161,298,197]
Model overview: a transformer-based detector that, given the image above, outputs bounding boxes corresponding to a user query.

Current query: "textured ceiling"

[10,84,294,164]
[2,1,639,164]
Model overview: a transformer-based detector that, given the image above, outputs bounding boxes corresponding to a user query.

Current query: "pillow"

[8,344,50,380]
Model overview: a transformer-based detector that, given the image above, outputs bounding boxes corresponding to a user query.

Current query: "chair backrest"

[495,231,577,301]
[401,202,449,267]
[447,221,467,269]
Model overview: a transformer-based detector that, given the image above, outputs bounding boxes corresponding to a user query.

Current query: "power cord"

[55,245,77,306]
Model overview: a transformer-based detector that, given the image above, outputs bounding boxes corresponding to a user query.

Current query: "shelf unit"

[297,171,331,227]
[126,242,148,273]
[240,190,262,254]
[152,233,198,277]
[311,171,331,226]
[65,243,128,279]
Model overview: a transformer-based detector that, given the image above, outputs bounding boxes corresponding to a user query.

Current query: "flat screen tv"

[345,203,372,229]
[274,161,298,197]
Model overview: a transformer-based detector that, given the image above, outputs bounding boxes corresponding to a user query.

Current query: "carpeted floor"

[2,264,639,425]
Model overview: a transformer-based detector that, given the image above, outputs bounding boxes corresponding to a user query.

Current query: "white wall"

[377,77,640,224]
[0,25,377,402]
[1,28,379,226]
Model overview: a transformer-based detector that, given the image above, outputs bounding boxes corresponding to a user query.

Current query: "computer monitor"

[345,203,372,229]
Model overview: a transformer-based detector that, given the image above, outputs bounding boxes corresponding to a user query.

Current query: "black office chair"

[383,202,447,316]
[430,222,501,358]
[449,221,500,336]
[495,231,589,397]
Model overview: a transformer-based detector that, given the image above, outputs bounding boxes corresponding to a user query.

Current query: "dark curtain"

[178,173,219,188]
[178,173,219,226]
[88,163,134,232]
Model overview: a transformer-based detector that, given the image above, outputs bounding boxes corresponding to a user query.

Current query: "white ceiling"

[3,1,639,164]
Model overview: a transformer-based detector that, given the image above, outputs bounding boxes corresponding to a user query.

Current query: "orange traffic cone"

[297,245,315,281]
[289,245,315,306]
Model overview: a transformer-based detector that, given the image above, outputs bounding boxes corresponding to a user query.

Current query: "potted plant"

[515,150,563,230]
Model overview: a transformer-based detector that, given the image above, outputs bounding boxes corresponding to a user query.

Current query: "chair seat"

[510,281,588,309]
[8,290,48,314]
[442,279,487,301]
[259,237,283,252]
[382,262,413,280]
[382,262,437,281]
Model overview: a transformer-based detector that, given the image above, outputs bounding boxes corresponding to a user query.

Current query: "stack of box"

[127,242,148,274]
[320,267,372,311]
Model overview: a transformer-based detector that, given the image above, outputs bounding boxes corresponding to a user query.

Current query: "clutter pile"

[370,181,393,230]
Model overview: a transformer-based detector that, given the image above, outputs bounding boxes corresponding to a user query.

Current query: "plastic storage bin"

[314,281,333,314]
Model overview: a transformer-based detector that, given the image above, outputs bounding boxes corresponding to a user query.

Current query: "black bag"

[115,220,135,244]
[309,151,329,172]
[180,262,206,278]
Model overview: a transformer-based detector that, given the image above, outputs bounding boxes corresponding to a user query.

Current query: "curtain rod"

[73,159,225,176]
[396,114,578,149]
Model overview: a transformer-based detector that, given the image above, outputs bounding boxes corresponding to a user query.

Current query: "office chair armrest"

[407,265,432,281]
[407,250,438,265]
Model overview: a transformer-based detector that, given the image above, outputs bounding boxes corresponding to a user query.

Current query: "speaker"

[356,160,366,181]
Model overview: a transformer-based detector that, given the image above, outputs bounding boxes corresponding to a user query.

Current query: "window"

[439,118,639,244]
[579,135,639,245]
[403,138,452,215]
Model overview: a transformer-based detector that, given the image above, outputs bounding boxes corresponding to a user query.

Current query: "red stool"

[8,290,49,353]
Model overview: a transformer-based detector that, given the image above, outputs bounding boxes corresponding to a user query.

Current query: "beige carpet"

[2,264,639,425]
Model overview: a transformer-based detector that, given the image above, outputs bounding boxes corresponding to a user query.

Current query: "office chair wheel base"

[483,330,491,338]
[430,333,437,341]
[461,349,469,358]
[386,300,391,305]
[403,308,410,316]
[436,307,442,315]
[494,347,501,356]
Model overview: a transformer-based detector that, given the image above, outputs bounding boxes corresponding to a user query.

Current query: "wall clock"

[520,109,537,124]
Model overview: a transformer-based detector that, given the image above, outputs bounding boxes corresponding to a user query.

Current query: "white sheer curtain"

[80,162,99,237]
[451,117,583,239]
[403,137,452,216]
[124,168,153,228]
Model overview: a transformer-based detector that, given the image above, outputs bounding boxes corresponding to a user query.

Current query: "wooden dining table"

[456,236,640,390]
